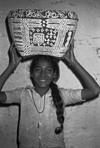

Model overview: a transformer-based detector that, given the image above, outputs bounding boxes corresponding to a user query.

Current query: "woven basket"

[7,9,78,58]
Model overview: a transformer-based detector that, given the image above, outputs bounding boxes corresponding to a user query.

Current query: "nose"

[40,69,46,79]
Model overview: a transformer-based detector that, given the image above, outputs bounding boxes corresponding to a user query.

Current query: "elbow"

[0,92,7,103]
[82,88,100,101]
[93,88,100,98]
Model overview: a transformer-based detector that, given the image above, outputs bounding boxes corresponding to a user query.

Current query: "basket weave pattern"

[7,9,78,57]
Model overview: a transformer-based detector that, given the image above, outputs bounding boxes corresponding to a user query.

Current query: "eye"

[46,67,53,73]
[34,67,41,72]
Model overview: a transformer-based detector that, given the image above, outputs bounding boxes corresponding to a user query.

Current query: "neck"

[34,86,49,97]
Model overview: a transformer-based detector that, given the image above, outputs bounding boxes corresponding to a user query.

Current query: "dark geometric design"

[29,27,58,47]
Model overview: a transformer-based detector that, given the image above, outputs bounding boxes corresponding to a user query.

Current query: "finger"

[9,42,15,50]
[13,46,17,55]
[72,39,74,49]
[9,44,18,62]
[18,55,22,61]
[17,56,22,65]
[9,43,16,57]
[70,39,74,48]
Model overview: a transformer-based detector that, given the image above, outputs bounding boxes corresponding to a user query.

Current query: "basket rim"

[7,9,79,20]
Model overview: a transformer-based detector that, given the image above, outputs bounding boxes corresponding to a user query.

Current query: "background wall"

[0,0,100,148]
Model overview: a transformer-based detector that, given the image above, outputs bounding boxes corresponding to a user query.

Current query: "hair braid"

[50,82,64,134]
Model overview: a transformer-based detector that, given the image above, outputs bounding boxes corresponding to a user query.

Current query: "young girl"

[0,41,100,148]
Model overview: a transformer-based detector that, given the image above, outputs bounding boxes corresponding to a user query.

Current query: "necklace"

[30,88,46,113]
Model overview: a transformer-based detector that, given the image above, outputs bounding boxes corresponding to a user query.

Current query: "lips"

[39,80,46,82]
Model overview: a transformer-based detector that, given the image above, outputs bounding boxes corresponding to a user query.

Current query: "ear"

[53,72,59,82]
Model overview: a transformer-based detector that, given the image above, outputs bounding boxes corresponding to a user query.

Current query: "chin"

[39,84,48,88]
[38,82,50,88]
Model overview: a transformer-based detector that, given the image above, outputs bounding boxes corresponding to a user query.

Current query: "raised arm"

[62,40,100,101]
[0,43,22,103]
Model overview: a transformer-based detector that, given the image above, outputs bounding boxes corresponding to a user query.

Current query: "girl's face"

[31,58,55,94]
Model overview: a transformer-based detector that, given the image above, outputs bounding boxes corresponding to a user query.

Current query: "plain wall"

[0,0,100,148]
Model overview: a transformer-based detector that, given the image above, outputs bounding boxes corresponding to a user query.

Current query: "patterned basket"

[7,9,78,58]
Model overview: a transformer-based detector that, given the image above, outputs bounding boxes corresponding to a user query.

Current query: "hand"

[62,39,76,65]
[8,43,22,71]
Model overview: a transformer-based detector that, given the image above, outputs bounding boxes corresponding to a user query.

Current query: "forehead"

[34,57,53,67]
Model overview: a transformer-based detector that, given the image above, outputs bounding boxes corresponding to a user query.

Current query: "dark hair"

[50,82,64,134]
[30,55,64,134]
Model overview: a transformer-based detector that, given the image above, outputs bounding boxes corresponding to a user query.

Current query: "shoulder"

[5,86,34,103]
[58,87,83,106]
[5,87,25,94]
[4,87,25,104]
[58,87,82,96]
[5,85,33,98]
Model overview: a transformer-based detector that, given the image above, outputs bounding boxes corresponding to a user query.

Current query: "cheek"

[47,73,55,82]
[31,72,39,81]
[32,73,40,80]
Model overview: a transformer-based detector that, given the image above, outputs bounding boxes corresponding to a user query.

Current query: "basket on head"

[7,9,78,58]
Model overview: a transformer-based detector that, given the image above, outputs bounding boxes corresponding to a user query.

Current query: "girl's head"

[30,55,64,134]
[30,55,60,89]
